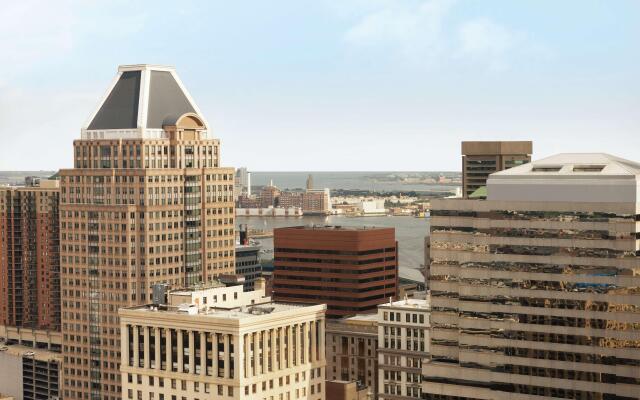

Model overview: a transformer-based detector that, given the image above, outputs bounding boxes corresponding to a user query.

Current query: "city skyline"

[1,0,639,171]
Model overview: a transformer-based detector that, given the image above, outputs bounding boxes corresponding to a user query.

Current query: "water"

[249,171,459,193]
[237,215,430,269]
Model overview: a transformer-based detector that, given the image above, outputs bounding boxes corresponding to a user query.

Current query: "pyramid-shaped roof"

[82,65,208,137]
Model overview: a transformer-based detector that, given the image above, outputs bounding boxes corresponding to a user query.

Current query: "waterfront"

[237,214,429,269]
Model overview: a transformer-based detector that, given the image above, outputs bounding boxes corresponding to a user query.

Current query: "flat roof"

[277,225,392,231]
[0,344,62,362]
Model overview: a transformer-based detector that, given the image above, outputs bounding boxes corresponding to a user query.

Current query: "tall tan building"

[461,141,532,198]
[0,178,60,331]
[424,153,640,399]
[119,279,326,400]
[59,64,235,400]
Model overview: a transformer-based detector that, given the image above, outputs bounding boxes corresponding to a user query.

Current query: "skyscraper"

[424,153,640,399]
[59,64,235,400]
[0,178,60,331]
[461,141,532,198]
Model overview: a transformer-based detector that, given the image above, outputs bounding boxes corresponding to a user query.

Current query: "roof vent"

[573,165,605,172]
[531,166,562,172]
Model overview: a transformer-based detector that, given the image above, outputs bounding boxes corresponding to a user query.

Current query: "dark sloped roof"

[87,71,140,130]
[146,71,195,129]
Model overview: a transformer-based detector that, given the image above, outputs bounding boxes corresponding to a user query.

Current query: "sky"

[0,0,638,171]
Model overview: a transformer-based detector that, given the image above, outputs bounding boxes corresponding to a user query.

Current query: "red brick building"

[273,226,398,318]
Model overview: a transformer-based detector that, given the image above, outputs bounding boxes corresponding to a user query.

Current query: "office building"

[273,226,398,318]
[59,64,235,400]
[0,178,60,331]
[235,244,261,291]
[119,279,326,400]
[461,141,532,198]
[325,314,378,395]
[424,153,640,399]
[0,342,62,400]
[378,298,429,400]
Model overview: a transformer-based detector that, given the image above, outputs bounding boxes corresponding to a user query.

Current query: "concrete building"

[0,342,62,400]
[424,153,640,399]
[273,226,398,318]
[326,380,370,400]
[461,141,532,198]
[378,298,429,400]
[325,314,378,395]
[235,244,262,291]
[59,64,235,400]
[119,279,326,400]
[0,178,60,332]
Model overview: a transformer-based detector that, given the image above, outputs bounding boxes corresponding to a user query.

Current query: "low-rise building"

[325,314,378,395]
[377,298,430,400]
[119,279,327,400]
[326,380,371,400]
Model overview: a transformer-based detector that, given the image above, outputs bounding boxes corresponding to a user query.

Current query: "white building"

[377,297,430,400]
[119,279,326,400]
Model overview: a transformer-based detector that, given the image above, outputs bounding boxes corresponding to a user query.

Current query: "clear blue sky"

[1,0,638,171]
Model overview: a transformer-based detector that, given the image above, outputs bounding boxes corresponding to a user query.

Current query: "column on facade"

[318,319,325,362]
[244,333,251,378]
[223,334,231,378]
[143,326,150,369]
[177,329,184,373]
[287,325,293,368]
[279,327,285,370]
[262,330,268,373]
[233,334,240,379]
[166,328,172,371]
[253,331,260,375]
[155,328,161,369]
[303,322,309,364]
[132,325,139,367]
[212,333,219,377]
[270,328,277,372]
[310,321,317,362]
[188,330,195,374]
[200,332,206,376]
[122,324,130,367]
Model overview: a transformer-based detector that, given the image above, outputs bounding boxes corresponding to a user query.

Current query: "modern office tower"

[0,178,60,331]
[59,64,235,400]
[119,279,326,400]
[325,314,379,395]
[424,153,640,399]
[0,343,62,400]
[235,244,262,291]
[378,298,430,400]
[273,226,398,318]
[461,141,532,198]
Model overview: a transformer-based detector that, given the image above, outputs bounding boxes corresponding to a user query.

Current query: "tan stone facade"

[60,65,235,400]
[119,282,326,400]
[325,315,378,395]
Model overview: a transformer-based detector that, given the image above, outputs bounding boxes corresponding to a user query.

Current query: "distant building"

[0,178,60,331]
[279,191,303,208]
[424,153,640,399]
[325,314,378,395]
[235,244,262,291]
[358,200,386,215]
[303,189,332,215]
[306,174,314,190]
[234,167,251,199]
[273,226,398,318]
[259,181,280,208]
[378,298,430,400]
[461,140,532,198]
[119,280,326,400]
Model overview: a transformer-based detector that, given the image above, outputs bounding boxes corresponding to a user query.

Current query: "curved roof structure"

[82,64,209,138]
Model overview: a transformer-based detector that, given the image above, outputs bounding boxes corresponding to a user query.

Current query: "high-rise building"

[461,141,532,198]
[325,314,379,394]
[59,64,235,400]
[273,226,398,318]
[119,279,326,400]
[234,167,251,199]
[0,178,60,331]
[424,153,640,399]
[377,298,429,400]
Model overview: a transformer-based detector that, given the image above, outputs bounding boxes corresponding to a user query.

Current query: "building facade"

[59,64,235,400]
[424,153,640,399]
[461,141,532,198]
[378,299,429,400]
[273,226,398,318]
[119,280,326,400]
[325,315,378,395]
[0,178,60,331]
[235,244,262,291]
[0,342,62,400]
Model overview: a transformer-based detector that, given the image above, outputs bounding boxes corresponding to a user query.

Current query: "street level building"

[59,64,235,400]
[378,298,429,400]
[273,226,398,318]
[119,279,326,400]
[424,153,640,399]
[0,178,60,332]
[461,141,532,198]
[325,314,378,395]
